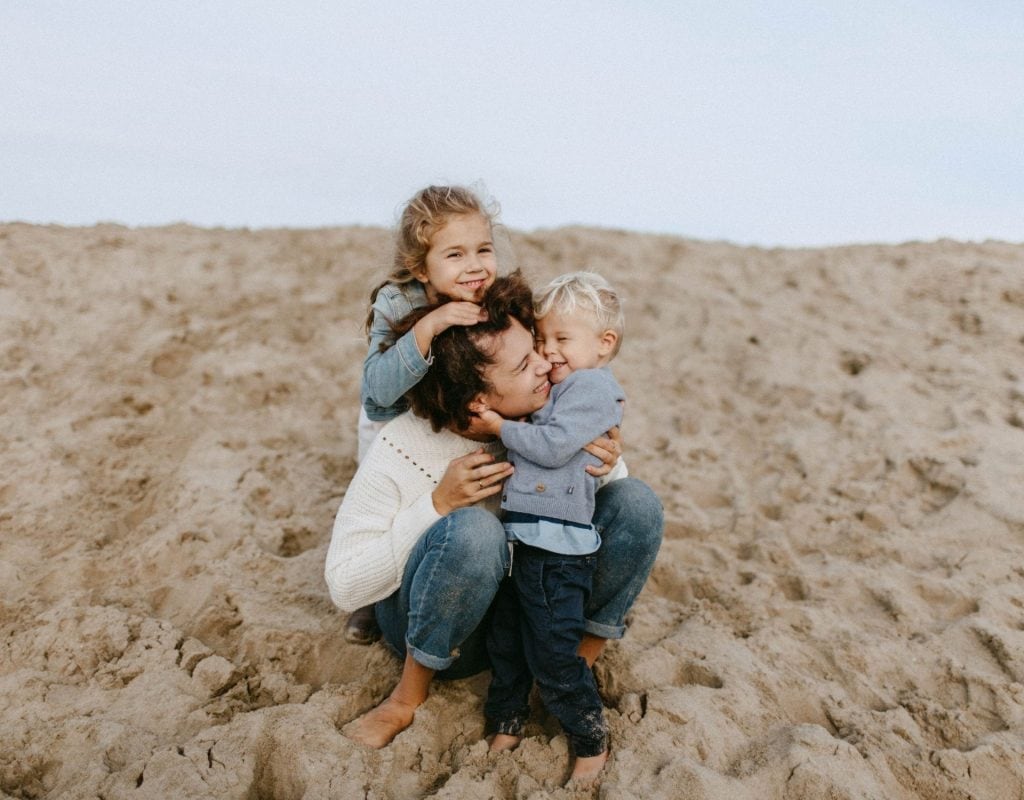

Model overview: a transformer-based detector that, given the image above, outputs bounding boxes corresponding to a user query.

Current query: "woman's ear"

[468,398,490,414]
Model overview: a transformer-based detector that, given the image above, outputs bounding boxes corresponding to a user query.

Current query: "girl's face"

[535,309,616,384]
[417,213,497,302]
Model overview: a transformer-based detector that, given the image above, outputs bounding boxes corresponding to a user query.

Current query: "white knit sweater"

[324,412,505,612]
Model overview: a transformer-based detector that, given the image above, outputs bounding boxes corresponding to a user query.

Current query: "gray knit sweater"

[499,368,625,526]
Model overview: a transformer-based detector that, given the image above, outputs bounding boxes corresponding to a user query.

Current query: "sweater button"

[535,484,546,493]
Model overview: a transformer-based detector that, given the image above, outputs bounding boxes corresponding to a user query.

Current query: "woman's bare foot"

[344,652,434,748]
[566,750,608,788]
[489,733,522,752]
[343,695,418,748]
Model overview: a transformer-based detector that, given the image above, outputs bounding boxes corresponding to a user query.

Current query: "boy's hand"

[474,408,504,437]
[466,401,505,438]
[584,426,623,476]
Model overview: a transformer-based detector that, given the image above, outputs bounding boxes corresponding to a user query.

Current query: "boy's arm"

[501,372,624,468]
[362,293,432,410]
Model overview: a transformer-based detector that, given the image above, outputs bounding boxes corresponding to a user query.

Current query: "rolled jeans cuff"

[583,618,625,640]
[406,640,457,671]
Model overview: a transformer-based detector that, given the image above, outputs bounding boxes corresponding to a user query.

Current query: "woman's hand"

[431,449,514,516]
[584,426,623,477]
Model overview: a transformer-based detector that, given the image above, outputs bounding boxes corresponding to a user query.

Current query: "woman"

[324,272,663,747]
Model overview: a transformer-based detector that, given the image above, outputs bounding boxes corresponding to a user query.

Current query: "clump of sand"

[2,222,1023,799]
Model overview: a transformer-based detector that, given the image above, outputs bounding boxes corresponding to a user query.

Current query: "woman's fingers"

[583,428,621,477]
[475,461,514,483]
[456,451,513,481]
[456,449,497,470]
[467,464,513,499]
[583,440,614,464]
[472,480,504,499]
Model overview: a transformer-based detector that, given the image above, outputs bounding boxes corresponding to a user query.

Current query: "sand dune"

[2,222,1023,799]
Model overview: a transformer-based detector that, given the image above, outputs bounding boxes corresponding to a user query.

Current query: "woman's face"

[476,318,552,419]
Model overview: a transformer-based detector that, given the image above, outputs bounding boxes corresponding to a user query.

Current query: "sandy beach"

[2,222,1023,799]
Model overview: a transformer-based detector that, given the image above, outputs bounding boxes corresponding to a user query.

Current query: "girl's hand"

[413,302,488,357]
[432,449,514,516]
[584,426,623,477]
[424,302,487,335]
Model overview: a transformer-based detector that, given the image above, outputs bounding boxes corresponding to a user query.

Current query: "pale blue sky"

[2,1,1022,246]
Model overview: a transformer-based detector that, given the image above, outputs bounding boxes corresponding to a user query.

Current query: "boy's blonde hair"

[366,185,498,334]
[534,271,625,357]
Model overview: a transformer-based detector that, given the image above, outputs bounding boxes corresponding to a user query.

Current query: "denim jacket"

[361,282,432,422]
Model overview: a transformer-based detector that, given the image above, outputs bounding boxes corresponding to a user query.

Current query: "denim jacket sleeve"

[361,284,433,421]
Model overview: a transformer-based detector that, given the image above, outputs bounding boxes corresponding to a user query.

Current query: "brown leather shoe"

[344,604,380,644]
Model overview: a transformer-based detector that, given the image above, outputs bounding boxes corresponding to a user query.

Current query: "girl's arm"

[362,290,433,412]
[362,291,487,414]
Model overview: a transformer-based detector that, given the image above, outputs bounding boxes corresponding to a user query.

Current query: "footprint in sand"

[151,346,192,378]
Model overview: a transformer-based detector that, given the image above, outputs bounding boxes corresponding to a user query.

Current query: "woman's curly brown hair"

[394,270,534,433]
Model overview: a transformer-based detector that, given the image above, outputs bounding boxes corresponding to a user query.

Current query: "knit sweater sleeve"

[323,430,441,611]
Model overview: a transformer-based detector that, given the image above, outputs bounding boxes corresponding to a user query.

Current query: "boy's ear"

[598,329,619,357]
[468,398,489,414]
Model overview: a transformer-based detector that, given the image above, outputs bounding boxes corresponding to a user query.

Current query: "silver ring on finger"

[478,479,485,490]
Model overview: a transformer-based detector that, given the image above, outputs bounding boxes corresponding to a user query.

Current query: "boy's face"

[417,212,497,303]
[535,309,615,385]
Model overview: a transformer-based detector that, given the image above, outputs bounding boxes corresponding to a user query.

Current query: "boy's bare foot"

[566,750,608,788]
[343,695,417,748]
[489,733,522,752]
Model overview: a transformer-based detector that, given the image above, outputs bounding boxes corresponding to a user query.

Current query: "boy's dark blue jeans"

[484,543,608,758]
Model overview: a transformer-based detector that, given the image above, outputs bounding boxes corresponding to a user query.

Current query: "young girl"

[347,185,500,643]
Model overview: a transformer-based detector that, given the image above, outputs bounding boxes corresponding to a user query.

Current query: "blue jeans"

[485,546,607,757]
[375,477,663,678]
